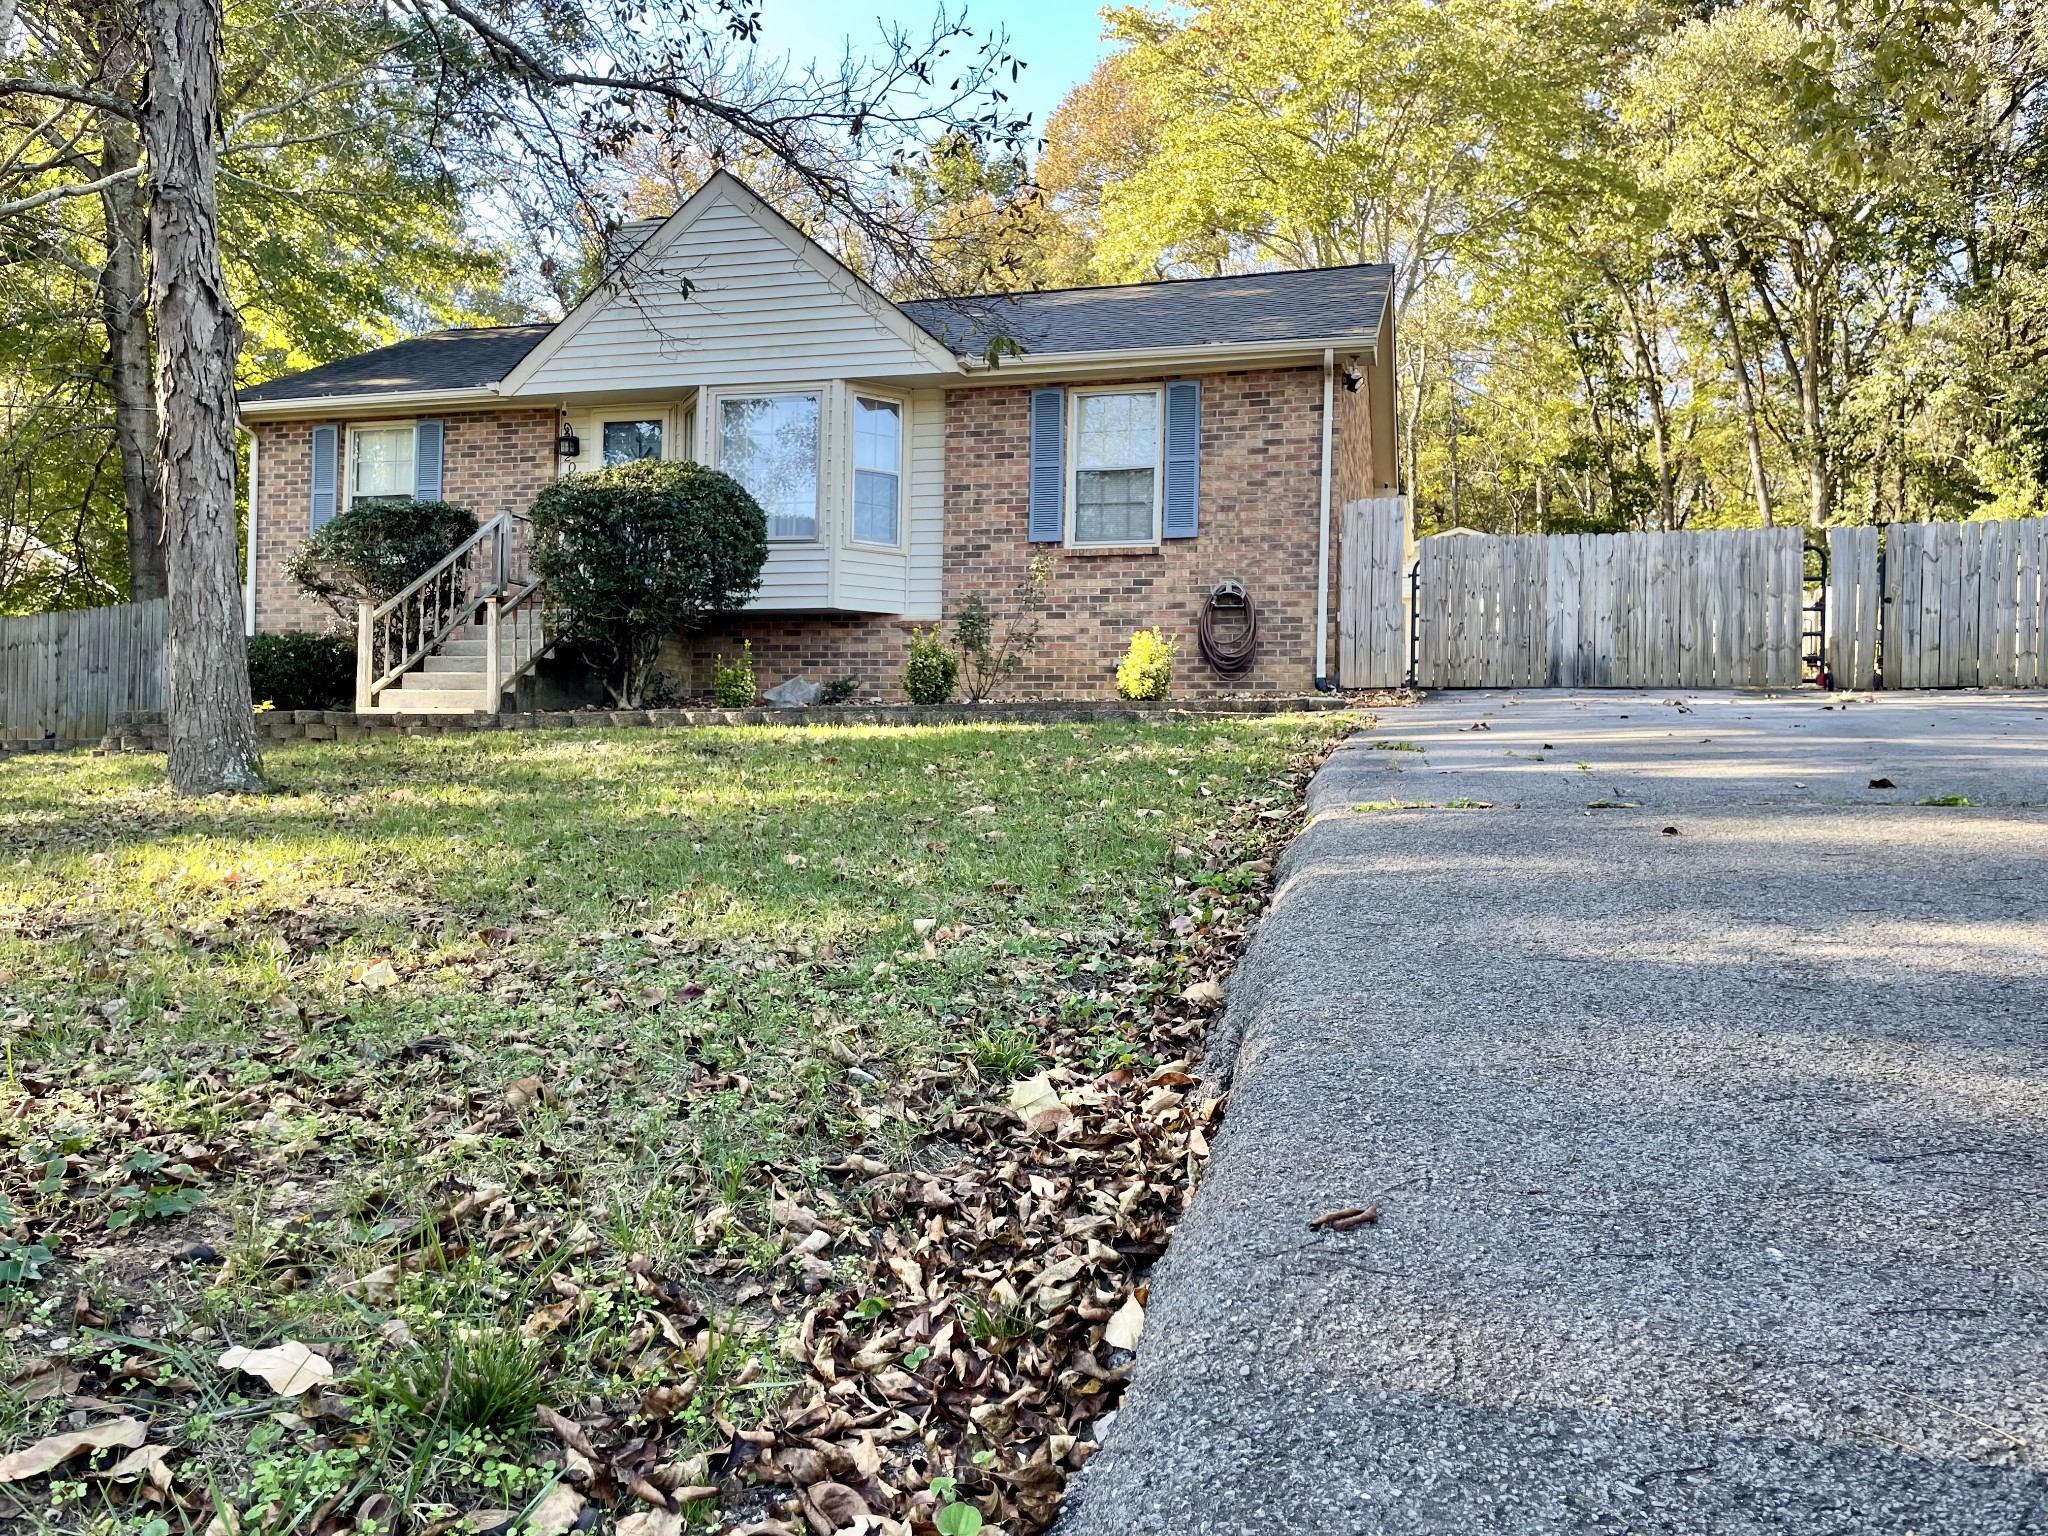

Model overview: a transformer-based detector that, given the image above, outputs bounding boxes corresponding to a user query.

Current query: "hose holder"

[1198,579,1259,676]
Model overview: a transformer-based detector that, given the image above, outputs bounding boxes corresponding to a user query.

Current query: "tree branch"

[0,160,143,219]
[0,78,138,119]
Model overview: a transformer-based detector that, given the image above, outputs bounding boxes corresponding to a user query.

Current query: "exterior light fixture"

[555,428,582,459]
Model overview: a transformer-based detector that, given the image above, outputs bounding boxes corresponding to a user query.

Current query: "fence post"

[355,602,374,711]
[485,599,501,713]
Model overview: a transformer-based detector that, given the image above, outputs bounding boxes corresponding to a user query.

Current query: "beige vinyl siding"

[752,543,833,610]
[519,190,942,395]
[906,389,944,621]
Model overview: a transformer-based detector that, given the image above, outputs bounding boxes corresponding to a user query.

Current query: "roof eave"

[954,334,1382,380]
[236,385,508,421]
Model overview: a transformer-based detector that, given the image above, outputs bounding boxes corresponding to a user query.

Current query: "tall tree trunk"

[144,0,261,793]
[99,91,166,598]
[1700,238,1773,528]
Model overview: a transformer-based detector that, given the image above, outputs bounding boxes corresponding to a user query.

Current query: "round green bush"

[904,625,959,705]
[528,460,768,707]
[288,499,480,623]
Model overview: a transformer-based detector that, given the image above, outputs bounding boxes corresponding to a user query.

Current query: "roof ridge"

[900,263,1395,308]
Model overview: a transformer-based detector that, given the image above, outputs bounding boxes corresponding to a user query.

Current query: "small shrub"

[529,459,769,706]
[820,674,860,705]
[247,631,356,710]
[389,1331,540,1436]
[1115,627,1178,701]
[956,555,1051,703]
[903,626,959,705]
[287,499,479,623]
[713,642,757,707]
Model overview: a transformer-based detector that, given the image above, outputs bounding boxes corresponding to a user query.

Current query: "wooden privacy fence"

[0,599,167,746]
[1337,498,1413,688]
[1410,527,1807,689]
[1827,518,2048,689]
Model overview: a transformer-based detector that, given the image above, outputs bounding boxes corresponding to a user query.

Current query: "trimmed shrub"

[1115,627,1178,701]
[529,460,768,707]
[712,642,757,707]
[288,499,479,623]
[820,675,860,705]
[904,626,959,705]
[247,631,356,710]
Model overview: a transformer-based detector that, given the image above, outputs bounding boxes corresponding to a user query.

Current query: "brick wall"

[662,615,916,700]
[942,366,1347,698]
[251,409,559,635]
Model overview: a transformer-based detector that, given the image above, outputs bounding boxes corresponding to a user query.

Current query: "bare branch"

[0,159,142,218]
[0,78,137,119]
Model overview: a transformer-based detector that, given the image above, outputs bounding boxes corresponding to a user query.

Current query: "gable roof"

[238,324,553,405]
[495,171,961,396]
[899,266,1394,360]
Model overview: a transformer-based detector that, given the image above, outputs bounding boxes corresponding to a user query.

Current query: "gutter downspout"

[243,421,258,637]
[1314,347,1334,691]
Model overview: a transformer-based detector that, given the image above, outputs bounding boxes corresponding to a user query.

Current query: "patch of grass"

[1917,793,1971,807]
[1368,740,1424,752]
[0,716,1350,1526]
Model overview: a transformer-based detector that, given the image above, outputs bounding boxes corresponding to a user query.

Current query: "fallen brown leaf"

[0,1418,148,1482]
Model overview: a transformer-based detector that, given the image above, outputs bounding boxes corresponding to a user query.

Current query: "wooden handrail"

[367,512,508,625]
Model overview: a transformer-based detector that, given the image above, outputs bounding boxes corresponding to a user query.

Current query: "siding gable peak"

[499,173,960,396]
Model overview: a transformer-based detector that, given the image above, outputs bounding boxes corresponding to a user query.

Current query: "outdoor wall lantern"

[555,429,582,459]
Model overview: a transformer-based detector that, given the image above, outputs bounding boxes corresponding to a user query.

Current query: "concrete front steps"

[371,617,547,712]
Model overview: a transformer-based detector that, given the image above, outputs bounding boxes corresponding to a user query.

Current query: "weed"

[966,1025,1039,1084]
[1369,740,1424,752]
[388,1331,541,1437]
[1918,793,1971,807]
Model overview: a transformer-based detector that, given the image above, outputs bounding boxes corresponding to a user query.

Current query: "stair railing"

[355,512,535,710]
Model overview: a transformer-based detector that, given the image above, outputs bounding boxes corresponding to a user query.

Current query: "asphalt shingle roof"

[897,265,1394,358]
[240,265,1395,405]
[237,324,556,404]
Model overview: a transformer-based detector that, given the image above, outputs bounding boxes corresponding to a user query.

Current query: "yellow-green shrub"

[1115,627,1178,700]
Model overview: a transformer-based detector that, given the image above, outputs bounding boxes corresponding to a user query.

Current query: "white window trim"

[346,420,417,506]
[710,387,825,545]
[1066,385,1164,550]
[847,389,907,552]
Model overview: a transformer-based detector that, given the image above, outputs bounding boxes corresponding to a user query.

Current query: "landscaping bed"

[1,714,1357,1536]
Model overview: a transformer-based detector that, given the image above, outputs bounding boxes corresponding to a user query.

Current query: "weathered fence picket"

[1407,526,1804,689]
[0,599,168,746]
[1337,498,1413,688]
[1871,516,2048,687]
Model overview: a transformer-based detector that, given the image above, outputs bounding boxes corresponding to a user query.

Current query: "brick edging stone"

[94,696,1360,754]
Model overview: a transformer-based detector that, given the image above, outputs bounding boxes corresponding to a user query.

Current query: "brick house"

[238,172,1398,706]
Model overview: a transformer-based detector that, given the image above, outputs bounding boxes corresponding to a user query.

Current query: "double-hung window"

[350,425,415,506]
[852,396,902,546]
[1071,388,1161,545]
[719,393,820,540]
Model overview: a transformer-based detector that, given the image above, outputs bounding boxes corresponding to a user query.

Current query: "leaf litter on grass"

[0,718,1359,1535]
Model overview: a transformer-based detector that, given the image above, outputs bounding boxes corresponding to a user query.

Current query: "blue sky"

[757,0,1118,142]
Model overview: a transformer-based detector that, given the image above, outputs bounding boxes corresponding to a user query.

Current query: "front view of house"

[239,172,1398,703]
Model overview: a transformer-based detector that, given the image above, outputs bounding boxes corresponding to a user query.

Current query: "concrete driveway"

[1062,691,2048,1535]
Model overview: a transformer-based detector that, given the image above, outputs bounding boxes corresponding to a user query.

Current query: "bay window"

[852,395,902,545]
[1072,389,1161,545]
[719,393,820,540]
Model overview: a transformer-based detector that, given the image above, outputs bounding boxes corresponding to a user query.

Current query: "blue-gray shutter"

[1028,388,1065,543]
[309,425,338,530]
[413,420,444,501]
[1162,379,1200,538]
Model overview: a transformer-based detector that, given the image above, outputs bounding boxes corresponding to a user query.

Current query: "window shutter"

[414,420,444,501]
[1028,388,1065,543]
[309,425,338,531]
[1162,379,1200,538]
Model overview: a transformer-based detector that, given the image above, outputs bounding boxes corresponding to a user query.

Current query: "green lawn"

[0,716,1351,1536]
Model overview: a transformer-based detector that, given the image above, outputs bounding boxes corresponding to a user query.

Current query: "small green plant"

[904,626,959,705]
[956,555,1052,702]
[713,642,757,708]
[820,674,860,705]
[966,1025,1039,1085]
[1370,740,1424,752]
[389,1331,541,1436]
[1918,793,1971,807]
[929,1476,984,1536]
[1115,627,1178,701]
[0,1236,54,1288]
